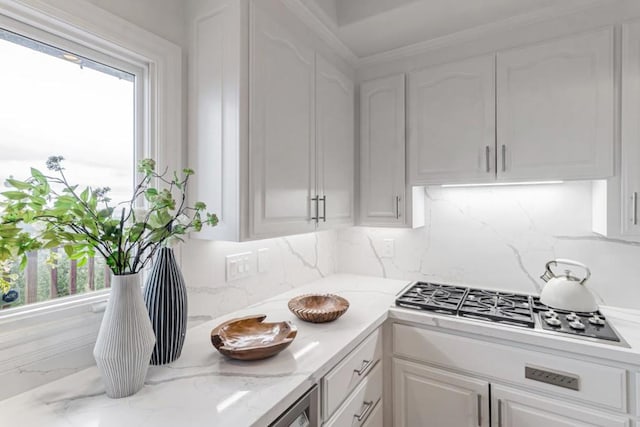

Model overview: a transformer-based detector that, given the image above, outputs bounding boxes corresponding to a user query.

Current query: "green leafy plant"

[0,156,218,292]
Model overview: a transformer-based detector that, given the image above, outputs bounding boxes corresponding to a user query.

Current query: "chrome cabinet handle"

[497,399,503,427]
[395,196,401,219]
[311,196,319,223]
[320,196,326,222]
[633,192,638,226]
[485,146,491,173]
[501,144,506,172]
[477,395,482,426]
[354,359,374,376]
[354,401,374,422]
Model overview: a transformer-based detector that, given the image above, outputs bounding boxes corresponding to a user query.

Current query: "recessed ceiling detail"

[304,0,610,59]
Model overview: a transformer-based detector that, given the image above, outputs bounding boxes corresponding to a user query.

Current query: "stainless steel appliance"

[269,385,319,427]
[396,282,622,343]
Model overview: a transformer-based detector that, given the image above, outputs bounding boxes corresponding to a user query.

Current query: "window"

[0,1,181,397]
[0,24,140,310]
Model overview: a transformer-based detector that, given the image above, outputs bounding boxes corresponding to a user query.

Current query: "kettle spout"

[540,270,553,283]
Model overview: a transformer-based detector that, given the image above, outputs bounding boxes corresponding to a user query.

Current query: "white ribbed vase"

[93,273,156,399]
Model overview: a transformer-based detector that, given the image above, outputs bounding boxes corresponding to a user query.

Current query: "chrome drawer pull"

[354,359,374,376]
[320,196,327,222]
[497,399,503,427]
[477,394,482,426]
[354,401,374,422]
[633,192,638,225]
[485,145,491,173]
[501,144,506,172]
[311,196,319,222]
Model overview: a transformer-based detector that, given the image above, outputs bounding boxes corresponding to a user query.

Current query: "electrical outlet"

[382,239,394,258]
[258,248,269,273]
[226,252,252,282]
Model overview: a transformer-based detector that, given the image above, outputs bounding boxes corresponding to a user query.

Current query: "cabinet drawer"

[323,329,382,418]
[393,324,627,412]
[324,363,383,427]
[361,400,382,427]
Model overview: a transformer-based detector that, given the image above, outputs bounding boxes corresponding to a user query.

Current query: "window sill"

[0,291,109,373]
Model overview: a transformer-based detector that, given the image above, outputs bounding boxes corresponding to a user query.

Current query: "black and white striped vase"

[143,247,188,365]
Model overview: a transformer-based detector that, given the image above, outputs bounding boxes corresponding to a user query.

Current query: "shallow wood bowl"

[210,314,297,361]
[288,294,350,323]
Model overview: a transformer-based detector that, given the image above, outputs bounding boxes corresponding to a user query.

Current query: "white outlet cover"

[382,239,394,258]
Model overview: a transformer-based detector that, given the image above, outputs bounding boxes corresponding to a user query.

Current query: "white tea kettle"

[539,259,598,312]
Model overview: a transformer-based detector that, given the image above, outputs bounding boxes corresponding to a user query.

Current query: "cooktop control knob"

[545,316,561,326]
[543,310,558,318]
[569,320,586,330]
[588,315,605,326]
[566,312,579,322]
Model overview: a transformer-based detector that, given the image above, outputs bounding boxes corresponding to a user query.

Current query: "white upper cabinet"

[249,3,317,237]
[316,55,355,229]
[188,0,355,241]
[188,1,242,241]
[408,55,496,185]
[360,74,408,225]
[496,28,615,181]
[621,20,640,237]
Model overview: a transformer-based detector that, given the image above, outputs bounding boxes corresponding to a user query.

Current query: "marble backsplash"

[338,182,640,311]
[180,229,338,321]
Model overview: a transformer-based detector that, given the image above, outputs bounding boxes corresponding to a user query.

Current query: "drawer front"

[361,400,382,427]
[393,324,627,412]
[324,363,383,427]
[323,328,382,418]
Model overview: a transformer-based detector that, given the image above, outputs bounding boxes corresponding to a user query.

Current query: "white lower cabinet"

[491,385,628,427]
[324,363,382,427]
[323,329,383,427]
[393,359,489,427]
[392,323,633,427]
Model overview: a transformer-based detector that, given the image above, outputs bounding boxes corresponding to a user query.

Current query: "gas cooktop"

[396,282,621,343]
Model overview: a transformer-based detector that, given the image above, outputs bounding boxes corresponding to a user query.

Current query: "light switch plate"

[226,252,252,282]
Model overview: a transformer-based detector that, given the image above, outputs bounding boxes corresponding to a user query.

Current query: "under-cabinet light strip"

[441,181,564,188]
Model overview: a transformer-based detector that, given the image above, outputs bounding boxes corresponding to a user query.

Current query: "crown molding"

[280,0,358,66]
[356,0,617,67]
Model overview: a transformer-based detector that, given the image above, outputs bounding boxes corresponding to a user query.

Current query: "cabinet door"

[316,55,354,229]
[496,28,614,181]
[622,20,640,236]
[360,74,407,225]
[491,385,628,427]
[249,3,316,238]
[408,55,496,185]
[393,359,489,427]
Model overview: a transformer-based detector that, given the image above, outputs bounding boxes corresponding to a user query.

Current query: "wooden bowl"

[288,294,350,323]
[210,314,297,361]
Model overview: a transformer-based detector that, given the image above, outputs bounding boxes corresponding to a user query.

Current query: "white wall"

[84,0,186,47]
[338,182,640,310]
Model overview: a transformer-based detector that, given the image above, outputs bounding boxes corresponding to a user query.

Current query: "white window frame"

[0,0,182,387]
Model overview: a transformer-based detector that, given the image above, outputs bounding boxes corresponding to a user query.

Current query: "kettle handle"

[542,259,591,284]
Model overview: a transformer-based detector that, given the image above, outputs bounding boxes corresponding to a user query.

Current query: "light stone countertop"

[3,274,640,427]
[0,274,410,427]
